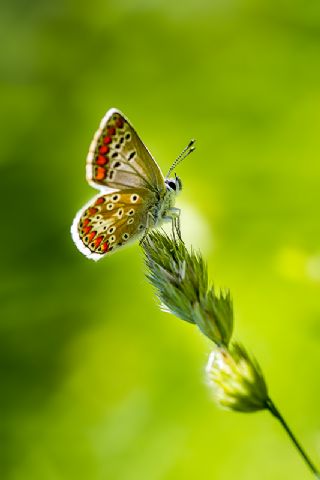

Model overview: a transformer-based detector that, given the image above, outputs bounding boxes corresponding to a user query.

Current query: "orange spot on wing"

[83,226,92,235]
[95,167,106,180]
[107,127,116,136]
[82,218,90,227]
[95,197,105,205]
[96,155,108,166]
[87,207,98,216]
[103,136,112,144]
[99,145,109,154]
[101,241,109,253]
[94,236,103,248]
[88,231,97,242]
[115,118,124,128]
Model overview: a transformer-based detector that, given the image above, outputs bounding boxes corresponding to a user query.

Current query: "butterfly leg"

[164,207,182,241]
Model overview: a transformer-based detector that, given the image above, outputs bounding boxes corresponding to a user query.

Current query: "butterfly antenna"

[166,139,196,178]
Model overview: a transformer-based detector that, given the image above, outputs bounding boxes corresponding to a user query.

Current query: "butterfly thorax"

[150,187,176,228]
[150,175,182,227]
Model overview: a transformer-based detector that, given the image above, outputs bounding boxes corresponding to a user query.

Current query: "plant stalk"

[266,398,320,479]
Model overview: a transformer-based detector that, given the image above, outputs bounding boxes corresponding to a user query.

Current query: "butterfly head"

[165,174,182,195]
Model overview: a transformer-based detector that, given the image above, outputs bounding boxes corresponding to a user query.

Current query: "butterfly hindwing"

[71,187,156,260]
[86,108,165,193]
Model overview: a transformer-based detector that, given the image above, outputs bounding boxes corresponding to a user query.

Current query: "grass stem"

[266,398,320,479]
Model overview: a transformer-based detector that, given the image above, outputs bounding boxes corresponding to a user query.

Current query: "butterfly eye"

[168,181,176,191]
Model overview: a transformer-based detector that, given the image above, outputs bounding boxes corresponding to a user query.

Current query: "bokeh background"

[1,1,320,479]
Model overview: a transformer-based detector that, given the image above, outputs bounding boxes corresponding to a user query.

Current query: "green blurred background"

[1,1,320,479]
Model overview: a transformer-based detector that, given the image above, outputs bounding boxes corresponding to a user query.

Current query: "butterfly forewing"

[71,187,156,260]
[86,109,165,193]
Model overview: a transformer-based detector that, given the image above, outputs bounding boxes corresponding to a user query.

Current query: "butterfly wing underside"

[72,108,168,260]
[86,108,165,192]
[71,188,157,260]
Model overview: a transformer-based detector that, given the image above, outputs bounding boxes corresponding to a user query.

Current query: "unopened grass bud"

[206,343,269,413]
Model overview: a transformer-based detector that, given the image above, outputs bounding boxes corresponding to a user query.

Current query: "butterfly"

[71,108,194,261]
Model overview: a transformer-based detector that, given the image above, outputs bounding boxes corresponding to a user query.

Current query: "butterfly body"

[71,108,182,261]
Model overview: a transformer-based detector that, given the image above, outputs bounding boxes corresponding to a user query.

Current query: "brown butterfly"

[71,108,194,260]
